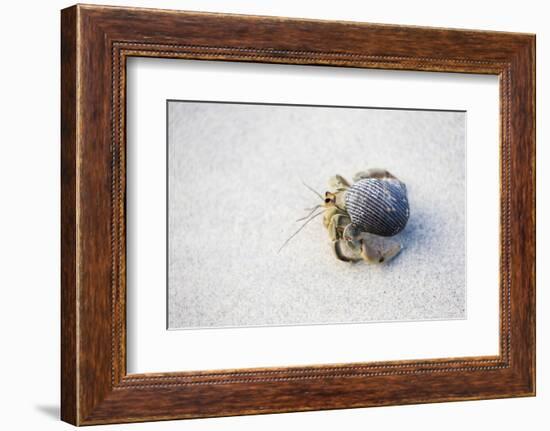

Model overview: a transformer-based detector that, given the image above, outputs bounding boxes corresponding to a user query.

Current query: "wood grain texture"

[60,4,535,425]
[60,5,78,425]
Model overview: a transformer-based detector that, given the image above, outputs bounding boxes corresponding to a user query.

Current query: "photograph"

[0,0,542,428]
[167,101,466,329]
[47,2,537,426]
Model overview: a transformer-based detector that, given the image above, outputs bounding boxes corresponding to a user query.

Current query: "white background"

[0,1,546,430]
[128,60,498,373]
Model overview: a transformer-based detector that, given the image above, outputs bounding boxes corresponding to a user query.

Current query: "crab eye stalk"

[323,192,337,206]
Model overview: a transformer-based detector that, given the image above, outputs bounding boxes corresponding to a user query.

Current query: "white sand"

[167,102,466,329]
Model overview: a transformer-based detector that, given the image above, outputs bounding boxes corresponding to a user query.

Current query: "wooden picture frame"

[61,4,535,425]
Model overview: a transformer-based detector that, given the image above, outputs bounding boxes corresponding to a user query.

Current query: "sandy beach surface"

[167,101,466,329]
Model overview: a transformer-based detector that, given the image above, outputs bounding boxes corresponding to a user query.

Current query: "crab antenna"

[301,180,324,200]
[278,210,325,253]
[296,204,322,222]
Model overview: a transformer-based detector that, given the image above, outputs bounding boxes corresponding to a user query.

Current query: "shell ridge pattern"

[344,178,409,237]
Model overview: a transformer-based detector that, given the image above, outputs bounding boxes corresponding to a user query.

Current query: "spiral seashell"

[344,177,409,237]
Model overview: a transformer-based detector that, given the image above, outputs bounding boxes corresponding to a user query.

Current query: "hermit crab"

[280,169,410,264]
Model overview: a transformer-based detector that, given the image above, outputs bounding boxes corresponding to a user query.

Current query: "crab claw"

[332,240,361,263]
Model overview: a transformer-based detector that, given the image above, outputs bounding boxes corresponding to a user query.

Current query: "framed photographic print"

[61,4,535,425]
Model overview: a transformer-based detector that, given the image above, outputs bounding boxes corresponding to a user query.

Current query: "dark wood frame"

[61,4,536,426]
